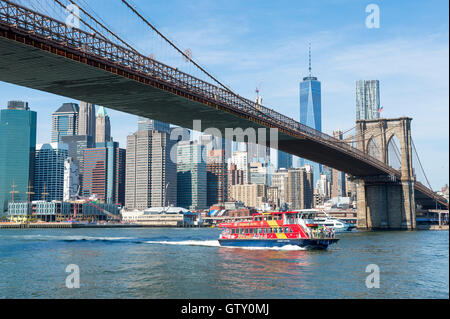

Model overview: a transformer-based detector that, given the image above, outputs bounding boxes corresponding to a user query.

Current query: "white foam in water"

[145,240,221,247]
[11,235,307,250]
[237,244,307,251]
[144,240,306,250]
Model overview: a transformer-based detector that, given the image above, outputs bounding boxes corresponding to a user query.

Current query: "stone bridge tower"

[354,117,416,230]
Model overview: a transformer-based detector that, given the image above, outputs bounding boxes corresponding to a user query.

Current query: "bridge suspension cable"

[118,0,292,126]
[52,0,137,52]
[411,137,434,191]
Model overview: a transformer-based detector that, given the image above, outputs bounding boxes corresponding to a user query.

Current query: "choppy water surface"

[0,228,448,298]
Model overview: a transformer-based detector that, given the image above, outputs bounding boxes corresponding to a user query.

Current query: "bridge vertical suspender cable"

[411,137,433,191]
[52,0,138,52]
[119,0,286,124]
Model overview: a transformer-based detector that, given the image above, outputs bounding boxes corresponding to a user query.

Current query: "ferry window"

[278,227,282,233]
[284,227,289,233]
[249,228,253,234]
[268,216,273,221]
[268,228,272,234]
[263,228,267,234]
[245,228,249,234]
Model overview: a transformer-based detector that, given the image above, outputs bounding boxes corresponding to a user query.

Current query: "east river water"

[0,228,448,298]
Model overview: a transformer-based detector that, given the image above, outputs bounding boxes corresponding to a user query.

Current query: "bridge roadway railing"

[0,0,407,178]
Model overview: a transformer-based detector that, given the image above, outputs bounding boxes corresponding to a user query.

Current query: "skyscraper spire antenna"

[308,42,312,77]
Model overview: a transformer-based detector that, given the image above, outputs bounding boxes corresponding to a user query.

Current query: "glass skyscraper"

[299,46,322,184]
[34,143,68,201]
[176,141,207,210]
[51,103,79,143]
[0,101,37,213]
[137,116,170,133]
[82,141,126,205]
[277,150,293,170]
[356,80,380,120]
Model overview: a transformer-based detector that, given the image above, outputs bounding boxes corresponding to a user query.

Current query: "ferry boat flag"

[378,106,384,113]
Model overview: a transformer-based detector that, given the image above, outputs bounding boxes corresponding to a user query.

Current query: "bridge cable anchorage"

[119,0,287,124]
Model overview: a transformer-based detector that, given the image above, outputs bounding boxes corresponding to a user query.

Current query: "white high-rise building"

[316,174,329,198]
[63,157,79,201]
[356,80,381,121]
[228,151,249,183]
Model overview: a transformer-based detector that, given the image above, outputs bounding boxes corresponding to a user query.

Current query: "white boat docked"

[314,211,355,232]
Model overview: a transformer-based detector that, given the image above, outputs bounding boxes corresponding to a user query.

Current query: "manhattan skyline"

[0,0,448,189]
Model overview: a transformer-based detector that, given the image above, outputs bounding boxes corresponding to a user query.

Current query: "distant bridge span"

[0,0,447,212]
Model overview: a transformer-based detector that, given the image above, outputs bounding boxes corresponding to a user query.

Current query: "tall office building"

[227,164,245,201]
[34,143,69,201]
[249,162,268,185]
[228,151,249,183]
[271,169,289,206]
[51,103,79,143]
[316,174,330,199]
[206,149,228,206]
[277,150,293,170]
[63,157,80,201]
[177,141,207,210]
[287,165,314,210]
[82,141,125,205]
[356,80,380,121]
[61,135,94,177]
[230,184,266,209]
[0,101,37,212]
[299,45,322,184]
[95,106,112,144]
[137,116,170,133]
[125,130,176,210]
[331,130,346,198]
[78,101,96,142]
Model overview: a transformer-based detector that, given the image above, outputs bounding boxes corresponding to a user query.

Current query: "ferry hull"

[218,238,339,250]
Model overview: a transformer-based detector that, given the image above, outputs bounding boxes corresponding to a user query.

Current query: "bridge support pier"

[355,177,415,230]
[355,117,416,230]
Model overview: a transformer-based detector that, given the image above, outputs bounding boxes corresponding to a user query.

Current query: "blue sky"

[0,0,448,189]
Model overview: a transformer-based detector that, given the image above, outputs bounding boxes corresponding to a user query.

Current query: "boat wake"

[7,235,307,250]
[144,240,306,250]
[144,240,221,247]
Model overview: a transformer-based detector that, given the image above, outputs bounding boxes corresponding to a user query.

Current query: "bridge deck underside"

[0,35,389,177]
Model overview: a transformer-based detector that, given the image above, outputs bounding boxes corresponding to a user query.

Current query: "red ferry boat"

[218,210,339,250]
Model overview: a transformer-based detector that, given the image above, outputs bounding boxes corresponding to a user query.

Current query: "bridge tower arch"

[355,117,416,230]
